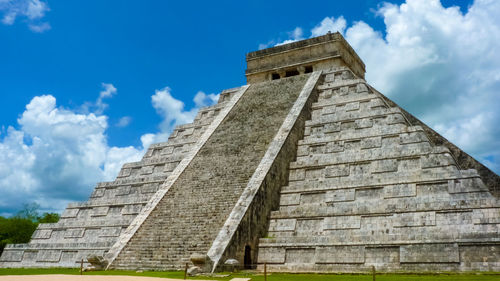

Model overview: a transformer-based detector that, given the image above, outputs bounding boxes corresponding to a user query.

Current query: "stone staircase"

[0,88,239,268]
[257,67,500,272]
[109,75,311,270]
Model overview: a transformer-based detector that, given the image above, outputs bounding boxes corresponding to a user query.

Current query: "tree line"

[0,203,60,256]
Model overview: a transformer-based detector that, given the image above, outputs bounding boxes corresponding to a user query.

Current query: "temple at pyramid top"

[246,32,366,83]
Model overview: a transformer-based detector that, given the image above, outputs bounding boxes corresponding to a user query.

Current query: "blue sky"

[1,0,498,216]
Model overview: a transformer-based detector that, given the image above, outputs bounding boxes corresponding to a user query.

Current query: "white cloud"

[0,94,146,215]
[311,16,347,37]
[0,0,50,32]
[116,116,132,128]
[81,83,117,114]
[261,0,500,174]
[0,84,220,216]
[193,91,219,108]
[150,88,219,143]
[95,83,117,114]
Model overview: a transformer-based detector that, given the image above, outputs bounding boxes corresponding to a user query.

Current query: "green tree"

[0,203,60,255]
[38,212,60,223]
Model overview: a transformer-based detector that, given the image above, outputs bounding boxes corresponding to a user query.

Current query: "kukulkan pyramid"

[1,33,499,272]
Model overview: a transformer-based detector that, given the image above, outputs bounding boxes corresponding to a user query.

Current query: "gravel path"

[0,275,213,281]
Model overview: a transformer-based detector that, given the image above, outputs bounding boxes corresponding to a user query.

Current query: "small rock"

[187,266,201,276]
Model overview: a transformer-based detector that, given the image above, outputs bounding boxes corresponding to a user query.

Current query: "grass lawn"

[0,268,499,280]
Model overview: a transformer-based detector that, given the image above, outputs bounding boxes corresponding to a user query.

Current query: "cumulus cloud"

[0,84,219,216]
[0,0,51,32]
[150,88,219,143]
[311,16,346,37]
[0,94,146,215]
[262,0,500,174]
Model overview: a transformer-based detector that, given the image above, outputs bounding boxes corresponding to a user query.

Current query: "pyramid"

[1,33,499,272]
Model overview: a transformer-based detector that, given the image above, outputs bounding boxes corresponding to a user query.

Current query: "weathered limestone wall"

[257,67,500,272]
[0,88,240,268]
[207,72,323,271]
[373,91,500,197]
[108,75,310,270]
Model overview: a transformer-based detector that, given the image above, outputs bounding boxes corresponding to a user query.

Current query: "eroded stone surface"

[257,67,500,272]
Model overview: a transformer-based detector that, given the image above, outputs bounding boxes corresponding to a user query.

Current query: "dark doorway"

[305,65,313,73]
[271,73,280,80]
[244,245,252,269]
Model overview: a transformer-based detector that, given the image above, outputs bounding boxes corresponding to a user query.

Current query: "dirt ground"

[0,275,213,281]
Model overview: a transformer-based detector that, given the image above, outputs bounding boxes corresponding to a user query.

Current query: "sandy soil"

[0,275,213,281]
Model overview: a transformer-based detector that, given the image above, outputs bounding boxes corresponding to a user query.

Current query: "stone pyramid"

[1,33,499,272]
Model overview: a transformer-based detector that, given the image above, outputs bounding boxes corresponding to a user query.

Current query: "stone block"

[305,168,324,180]
[61,208,79,218]
[297,145,309,156]
[323,122,341,133]
[321,105,336,115]
[91,206,109,217]
[122,204,142,215]
[116,185,131,196]
[315,246,365,264]
[384,184,417,198]
[448,178,488,193]
[326,189,355,202]
[296,219,324,235]
[32,229,52,239]
[324,73,335,82]
[300,192,326,204]
[269,219,296,232]
[472,209,500,224]
[400,244,459,263]
[370,98,385,108]
[421,154,453,168]
[356,83,369,93]
[365,247,400,265]
[309,144,325,154]
[324,164,350,177]
[36,250,62,262]
[371,159,398,173]
[398,158,421,171]
[141,183,159,193]
[22,251,38,262]
[117,168,131,178]
[258,247,286,264]
[355,118,373,129]
[99,227,122,237]
[386,114,406,125]
[361,136,381,149]
[0,250,24,262]
[460,245,500,265]
[326,141,344,153]
[140,165,154,175]
[289,169,305,181]
[65,228,85,238]
[285,248,315,264]
[400,131,428,144]
[323,216,361,230]
[393,212,436,227]
[321,89,333,99]
[90,188,105,198]
[280,193,301,206]
[161,146,174,155]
